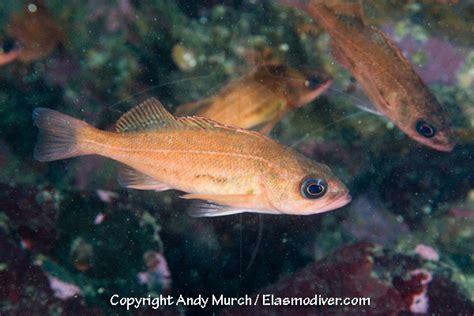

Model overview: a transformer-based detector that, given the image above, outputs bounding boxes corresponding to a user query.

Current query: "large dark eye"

[304,76,322,89]
[416,120,436,138]
[2,37,16,53]
[300,178,327,199]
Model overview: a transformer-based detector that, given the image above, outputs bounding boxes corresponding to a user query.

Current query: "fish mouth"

[309,192,351,215]
[413,131,456,152]
[417,138,455,152]
[0,50,20,66]
[430,141,455,152]
[297,79,333,106]
[326,192,352,211]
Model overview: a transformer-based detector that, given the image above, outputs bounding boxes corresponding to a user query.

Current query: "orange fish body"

[175,64,332,134]
[33,98,350,216]
[282,0,455,151]
[0,1,65,65]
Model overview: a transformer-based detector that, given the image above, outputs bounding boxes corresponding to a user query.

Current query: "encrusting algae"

[0,0,470,313]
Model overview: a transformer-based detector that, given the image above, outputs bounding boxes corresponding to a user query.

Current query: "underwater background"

[0,0,473,314]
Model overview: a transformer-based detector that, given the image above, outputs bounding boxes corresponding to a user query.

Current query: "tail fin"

[32,108,89,162]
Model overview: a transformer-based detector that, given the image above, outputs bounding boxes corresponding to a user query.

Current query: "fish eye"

[300,177,327,199]
[416,120,436,138]
[304,76,322,89]
[1,37,16,53]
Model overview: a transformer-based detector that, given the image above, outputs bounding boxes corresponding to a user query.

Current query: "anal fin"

[118,165,171,191]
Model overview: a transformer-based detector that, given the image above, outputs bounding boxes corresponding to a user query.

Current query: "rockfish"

[175,64,332,134]
[281,0,455,151]
[33,98,351,216]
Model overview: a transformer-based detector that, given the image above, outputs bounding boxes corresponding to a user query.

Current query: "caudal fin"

[32,108,89,162]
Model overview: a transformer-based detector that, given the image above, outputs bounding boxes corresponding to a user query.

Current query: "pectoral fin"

[181,193,259,205]
[186,201,280,217]
[187,202,249,217]
[118,165,171,191]
[348,79,385,116]
[181,193,280,217]
[352,92,383,116]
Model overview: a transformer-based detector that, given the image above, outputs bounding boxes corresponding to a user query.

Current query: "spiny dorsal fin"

[177,116,226,130]
[116,98,179,133]
[115,98,274,142]
[178,115,276,142]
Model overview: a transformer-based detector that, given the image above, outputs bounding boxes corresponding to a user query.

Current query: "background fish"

[175,63,332,134]
[33,98,350,216]
[0,0,66,65]
[281,0,455,152]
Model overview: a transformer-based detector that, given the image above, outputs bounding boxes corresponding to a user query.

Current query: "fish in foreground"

[280,0,455,152]
[175,64,332,134]
[33,98,351,216]
[0,0,66,66]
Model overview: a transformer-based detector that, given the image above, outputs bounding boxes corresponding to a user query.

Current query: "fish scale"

[281,0,454,152]
[33,98,350,216]
[175,64,332,134]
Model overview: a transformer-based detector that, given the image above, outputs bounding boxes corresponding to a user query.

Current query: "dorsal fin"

[372,28,419,72]
[178,116,276,142]
[116,98,179,132]
[115,98,274,142]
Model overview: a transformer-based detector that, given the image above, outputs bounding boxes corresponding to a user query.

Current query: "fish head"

[253,64,332,108]
[396,94,455,152]
[290,69,333,107]
[263,157,351,215]
[277,66,333,108]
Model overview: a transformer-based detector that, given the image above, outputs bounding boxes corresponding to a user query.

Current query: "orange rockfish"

[0,0,66,66]
[175,64,332,134]
[281,0,455,152]
[33,98,350,216]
